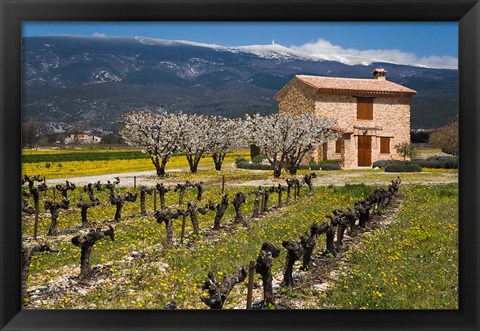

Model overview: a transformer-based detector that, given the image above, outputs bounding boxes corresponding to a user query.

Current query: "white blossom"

[244,112,339,177]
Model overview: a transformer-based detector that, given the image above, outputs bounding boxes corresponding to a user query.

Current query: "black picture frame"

[1,0,479,330]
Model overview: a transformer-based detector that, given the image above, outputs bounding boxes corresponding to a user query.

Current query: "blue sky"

[22,22,458,67]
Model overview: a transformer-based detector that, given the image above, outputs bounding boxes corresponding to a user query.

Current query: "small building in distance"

[64,133,102,144]
[275,68,417,168]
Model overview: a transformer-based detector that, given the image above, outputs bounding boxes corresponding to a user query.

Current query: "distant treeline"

[410,130,433,144]
[22,151,150,163]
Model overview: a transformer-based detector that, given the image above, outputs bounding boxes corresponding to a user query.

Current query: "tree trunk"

[201,268,247,309]
[255,243,280,308]
[189,161,198,174]
[300,234,316,271]
[80,245,93,277]
[288,164,298,175]
[195,182,204,201]
[154,209,179,248]
[140,192,147,216]
[77,199,98,228]
[179,190,185,205]
[213,195,228,230]
[252,195,261,218]
[233,192,247,225]
[114,201,123,221]
[286,186,292,204]
[273,167,282,178]
[22,243,56,300]
[140,186,153,217]
[324,226,336,256]
[155,182,170,209]
[335,223,347,252]
[212,153,226,171]
[151,156,166,177]
[46,213,59,236]
[189,212,200,235]
[71,226,114,278]
[282,240,304,287]
[276,185,285,208]
[186,154,201,174]
[213,212,222,230]
[165,219,174,248]
[80,206,89,227]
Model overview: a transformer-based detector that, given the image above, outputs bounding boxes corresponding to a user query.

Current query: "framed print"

[1,0,479,330]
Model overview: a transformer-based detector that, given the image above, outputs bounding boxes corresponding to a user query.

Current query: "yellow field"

[22,150,250,179]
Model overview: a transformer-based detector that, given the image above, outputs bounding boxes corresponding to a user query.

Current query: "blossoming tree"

[120,111,180,177]
[207,117,245,171]
[244,113,338,178]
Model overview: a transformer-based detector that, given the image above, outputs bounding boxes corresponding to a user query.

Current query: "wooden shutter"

[335,139,342,153]
[357,97,374,120]
[380,137,390,153]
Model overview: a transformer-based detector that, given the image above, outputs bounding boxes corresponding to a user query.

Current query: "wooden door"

[357,135,372,166]
[322,142,328,160]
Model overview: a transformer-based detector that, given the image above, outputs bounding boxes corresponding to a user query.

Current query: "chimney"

[372,68,387,80]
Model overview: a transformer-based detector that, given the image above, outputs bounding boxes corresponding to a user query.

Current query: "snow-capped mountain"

[22,35,458,132]
[122,36,457,69]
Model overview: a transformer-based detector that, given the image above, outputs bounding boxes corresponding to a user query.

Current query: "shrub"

[385,163,422,172]
[234,156,246,165]
[372,159,409,168]
[235,161,274,170]
[426,155,458,163]
[252,154,267,164]
[411,156,458,169]
[319,160,336,165]
[320,163,341,171]
[298,160,340,171]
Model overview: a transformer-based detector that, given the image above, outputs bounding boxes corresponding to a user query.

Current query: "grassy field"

[23,182,458,309]
[321,184,458,309]
[21,146,458,309]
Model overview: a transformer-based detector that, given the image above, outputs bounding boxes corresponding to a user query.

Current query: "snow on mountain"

[124,36,455,69]
[49,35,455,69]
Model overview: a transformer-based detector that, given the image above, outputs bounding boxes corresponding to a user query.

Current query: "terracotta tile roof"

[276,75,417,99]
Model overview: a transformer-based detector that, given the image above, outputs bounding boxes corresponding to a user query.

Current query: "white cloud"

[289,38,457,69]
[92,32,106,38]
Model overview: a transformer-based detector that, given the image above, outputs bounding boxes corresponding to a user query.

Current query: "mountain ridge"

[22,36,458,133]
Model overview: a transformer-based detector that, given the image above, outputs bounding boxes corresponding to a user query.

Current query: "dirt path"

[46,168,458,188]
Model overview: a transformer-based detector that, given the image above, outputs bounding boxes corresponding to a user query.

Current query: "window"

[357,97,374,120]
[335,139,342,153]
[380,137,390,153]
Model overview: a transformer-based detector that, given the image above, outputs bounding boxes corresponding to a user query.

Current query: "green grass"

[24,183,374,309]
[321,183,458,309]
[22,151,150,163]
[22,165,458,310]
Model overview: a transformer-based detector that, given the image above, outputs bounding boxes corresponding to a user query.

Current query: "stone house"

[64,133,102,144]
[275,69,417,168]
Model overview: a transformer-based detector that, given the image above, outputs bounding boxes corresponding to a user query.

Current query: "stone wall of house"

[277,78,412,168]
[277,79,316,115]
[314,93,411,167]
